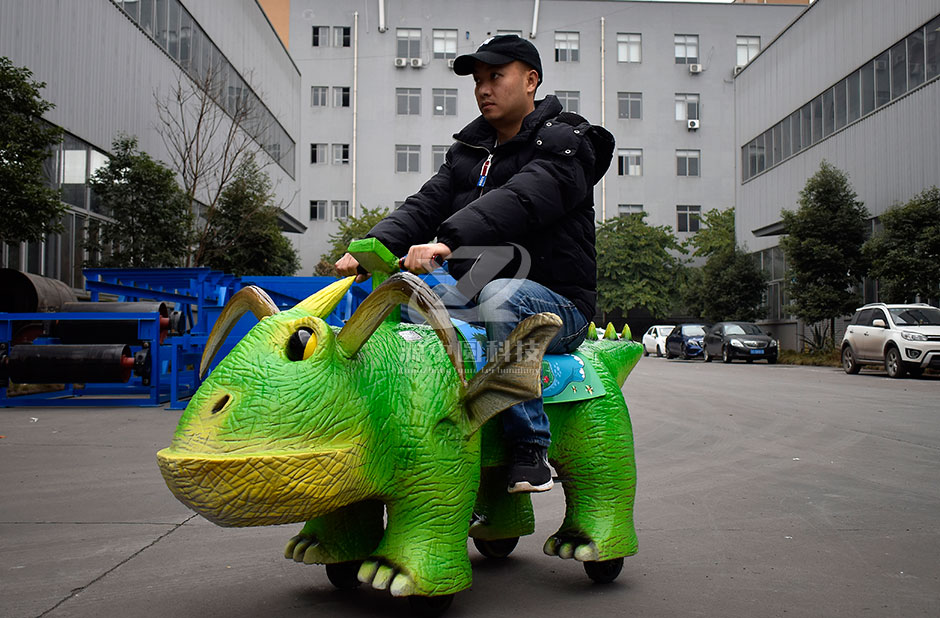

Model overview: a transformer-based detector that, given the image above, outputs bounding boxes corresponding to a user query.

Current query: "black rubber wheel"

[885,346,906,379]
[722,346,733,364]
[656,345,663,357]
[325,561,363,590]
[584,557,624,584]
[408,594,454,618]
[643,348,649,357]
[665,347,676,359]
[841,346,860,374]
[473,536,519,559]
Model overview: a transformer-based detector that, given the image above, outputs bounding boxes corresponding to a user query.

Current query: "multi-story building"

[735,0,940,347]
[290,0,808,273]
[0,0,301,291]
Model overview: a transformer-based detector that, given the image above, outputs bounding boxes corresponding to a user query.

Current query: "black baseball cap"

[453,34,543,85]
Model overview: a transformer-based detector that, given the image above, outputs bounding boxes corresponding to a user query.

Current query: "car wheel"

[656,345,663,357]
[681,348,690,360]
[703,347,712,362]
[643,347,649,357]
[884,346,907,378]
[841,346,860,374]
[666,346,676,359]
[722,345,733,364]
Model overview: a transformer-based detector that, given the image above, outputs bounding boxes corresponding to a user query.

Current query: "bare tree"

[155,60,273,266]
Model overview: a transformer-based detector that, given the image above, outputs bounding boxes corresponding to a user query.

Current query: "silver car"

[841,303,940,378]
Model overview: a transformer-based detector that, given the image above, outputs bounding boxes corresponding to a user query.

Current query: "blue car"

[664,324,708,359]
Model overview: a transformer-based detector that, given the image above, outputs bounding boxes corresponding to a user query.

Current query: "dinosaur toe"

[389,572,416,597]
[357,558,417,596]
[543,535,599,562]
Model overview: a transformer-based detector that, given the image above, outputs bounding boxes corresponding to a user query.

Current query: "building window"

[432,88,457,116]
[332,200,349,220]
[618,204,643,217]
[674,34,699,64]
[736,36,760,65]
[555,31,580,62]
[332,143,349,165]
[310,143,327,164]
[312,26,329,47]
[617,33,641,63]
[396,144,420,172]
[675,93,700,121]
[432,145,449,171]
[333,26,351,48]
[396,88,421,115]
[927,15,940,81]
[555,90,580,113]
[874,51,891,108]
[397,28,421,59]
[617,92,642,119]
[676,150,700,177]
[433,29,457,60]
[677,205,701,233]
[310,86,328,107]
[333,86,350,108]
[617,149,642,176]
[309,200,327,220]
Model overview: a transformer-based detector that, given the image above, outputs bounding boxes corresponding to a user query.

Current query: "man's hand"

[402,243,452,274]
[335,253,369,283]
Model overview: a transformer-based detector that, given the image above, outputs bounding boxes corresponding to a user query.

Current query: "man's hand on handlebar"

[335,252,370,283]
[402,243,452,274]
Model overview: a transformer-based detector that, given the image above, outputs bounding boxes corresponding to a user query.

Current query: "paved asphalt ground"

[2,357,938,618]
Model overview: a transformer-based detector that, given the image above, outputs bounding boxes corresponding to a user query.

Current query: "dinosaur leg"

[284,499,384,564]
[470,466,535,541]
[545,398,638,562]
[358,473,478,597]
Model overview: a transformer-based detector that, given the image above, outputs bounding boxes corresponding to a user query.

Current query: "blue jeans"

[431,279,589,448]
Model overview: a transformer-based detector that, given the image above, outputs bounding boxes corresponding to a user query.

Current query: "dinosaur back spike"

[603,322,618,340]
[587,322,598,340]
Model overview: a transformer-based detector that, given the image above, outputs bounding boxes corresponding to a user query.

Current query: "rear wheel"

[841,346,860,374]
[722,345,733,364]
[325,561,363,590]
[408,594,454,618]
[666,346,676,359]
[656,345,663,357]
[703,347,713,362]
[473,537,519,559]
[885,346,907,379]
[584,557,624,584]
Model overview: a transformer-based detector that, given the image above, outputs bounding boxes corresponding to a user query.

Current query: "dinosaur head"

[157,274,470,527]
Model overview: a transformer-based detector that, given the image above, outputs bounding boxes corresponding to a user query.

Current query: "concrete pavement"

[1,359,938,617]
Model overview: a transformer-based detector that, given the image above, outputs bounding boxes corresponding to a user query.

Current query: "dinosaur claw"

[389,573,416,597]
[574,542,599,562]
[293,539,313,562]
[543,537,559,556]
[303,543,323,564]
[284,535,302,559]
[372,564,395,590]
[358,560,379,584]
[558,542,575,559]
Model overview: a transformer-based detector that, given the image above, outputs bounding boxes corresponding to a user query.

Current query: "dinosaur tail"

[587,338,643,388]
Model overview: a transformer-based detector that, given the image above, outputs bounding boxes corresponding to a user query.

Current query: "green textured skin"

[161,300,641,597]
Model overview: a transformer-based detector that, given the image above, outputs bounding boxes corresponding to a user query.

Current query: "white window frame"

[676,150,701,177]
[331,200,349,220]
[310,86,328,107]
[396,88,421,115]
[309,200,327,220]
[674,34,699,64]
[555,90,580,113]
[432,29,457,59]
[617,33,641,63]
[675,93,700,121]
[310,143,327,165]
[332,143,349,165]
[432,145,448,171]
[333,26,351,48]
[312,26,329,47]
[554,31,580,63]
[333,86,350,108]
[397,28,421,59]
[432,88,457,116]
[395,144,420,173]
[617,148,643,176]
[677,205,702,233]
[736,35,760,66]
[618,92,642,119]
[618,204,643,216]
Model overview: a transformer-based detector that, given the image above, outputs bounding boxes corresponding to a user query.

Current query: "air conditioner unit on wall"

[687,119,700,131]
[410,57,424,68]
[733,65,745,77]
[394,57,407,68]
[689,63,703,74]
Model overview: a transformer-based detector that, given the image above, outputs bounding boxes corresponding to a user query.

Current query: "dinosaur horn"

[335,272,466,385]
[293,276,356,317]
[199,286,280,378]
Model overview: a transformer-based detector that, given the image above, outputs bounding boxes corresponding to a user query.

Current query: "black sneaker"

[508,443,554,494]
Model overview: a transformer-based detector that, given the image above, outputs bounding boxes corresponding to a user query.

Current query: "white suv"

[841,303,940,378]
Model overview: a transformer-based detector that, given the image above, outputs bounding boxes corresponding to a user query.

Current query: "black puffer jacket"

[366,95,613,320]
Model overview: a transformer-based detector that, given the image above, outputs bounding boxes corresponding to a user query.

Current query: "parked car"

[664,324,707,359]
[840,303,940,378]
[642,324,674,357]
[702,322,778,363]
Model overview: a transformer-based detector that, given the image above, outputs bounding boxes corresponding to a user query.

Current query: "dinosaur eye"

[286,327,317,361]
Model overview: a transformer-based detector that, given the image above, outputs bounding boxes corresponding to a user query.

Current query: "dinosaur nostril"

[211,395,230,414]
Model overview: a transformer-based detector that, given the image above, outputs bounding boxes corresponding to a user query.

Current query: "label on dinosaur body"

[542,352,606,404]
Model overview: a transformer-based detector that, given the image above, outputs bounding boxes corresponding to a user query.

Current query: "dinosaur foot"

[285,534,325,565]
[358,558,416,597]
[543,535,599,562]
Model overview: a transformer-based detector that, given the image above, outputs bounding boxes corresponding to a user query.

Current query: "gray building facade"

[734,0,940,348]
[0,0,301,290]
[290,0,806,273]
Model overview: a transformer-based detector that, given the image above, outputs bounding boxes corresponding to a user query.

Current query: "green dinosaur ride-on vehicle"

[157,239,642,616]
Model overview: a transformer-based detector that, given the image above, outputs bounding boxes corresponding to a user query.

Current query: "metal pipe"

[600,17,607,221]
[529,0,540,39]
[377,0,386,33]
[352,11,359,216]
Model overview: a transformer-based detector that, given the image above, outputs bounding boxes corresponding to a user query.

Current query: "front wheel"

[473,537,519,559]
[584,557,624,584]
[722,346,733,364]
[885,347,906,379]
[842,346,860,374]
[325,561,363,590]
[408,594,455,618]
[703,347,713,362]
[656,345,663,357]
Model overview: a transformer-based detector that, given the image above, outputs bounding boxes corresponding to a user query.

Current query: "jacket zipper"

[455,140,495,197]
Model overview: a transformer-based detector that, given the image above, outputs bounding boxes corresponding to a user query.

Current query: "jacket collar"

[454,95,563,148]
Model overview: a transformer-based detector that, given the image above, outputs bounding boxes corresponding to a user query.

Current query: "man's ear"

[526,69,539,95]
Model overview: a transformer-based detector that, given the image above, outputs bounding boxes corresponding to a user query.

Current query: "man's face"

[472,60,538,126]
